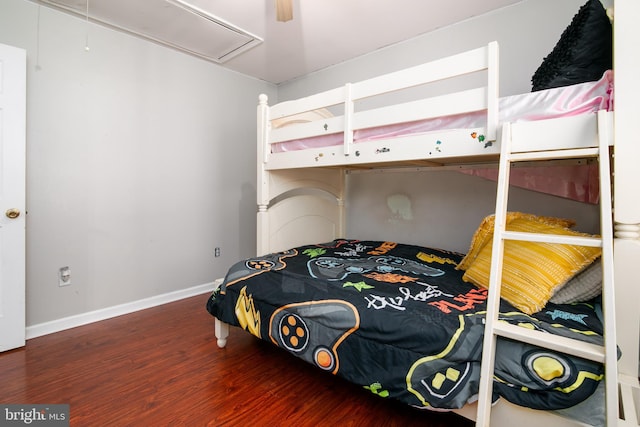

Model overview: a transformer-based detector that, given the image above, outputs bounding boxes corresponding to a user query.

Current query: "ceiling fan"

[276,0,293,22]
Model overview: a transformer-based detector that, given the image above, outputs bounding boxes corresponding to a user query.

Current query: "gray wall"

[279,0,611,99]
[346,169,600,254]
[278,0,603,252]
[1,0,276,327]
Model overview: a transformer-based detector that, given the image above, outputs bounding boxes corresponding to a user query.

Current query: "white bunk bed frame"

[216,2,640,425]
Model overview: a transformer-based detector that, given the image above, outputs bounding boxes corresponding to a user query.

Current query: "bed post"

[337,191,345,239]
[486,41,499,142]
[612,0,640,422]
[213,277,229,348]
[257,94,270,256]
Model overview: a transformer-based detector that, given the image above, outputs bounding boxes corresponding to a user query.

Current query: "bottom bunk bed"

[207,236,611,424]
[207,218,609,425]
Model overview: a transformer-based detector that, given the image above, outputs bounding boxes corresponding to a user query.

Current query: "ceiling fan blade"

[276,0,293,22]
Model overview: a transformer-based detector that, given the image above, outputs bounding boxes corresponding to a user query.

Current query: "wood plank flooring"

[0,294,474,426]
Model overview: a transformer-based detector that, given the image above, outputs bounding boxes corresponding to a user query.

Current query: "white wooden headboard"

[256,168,345,255]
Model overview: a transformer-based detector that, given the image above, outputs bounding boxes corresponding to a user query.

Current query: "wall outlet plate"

[59,266,71,287]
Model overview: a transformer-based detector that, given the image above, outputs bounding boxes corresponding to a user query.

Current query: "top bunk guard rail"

[260,41,499,170]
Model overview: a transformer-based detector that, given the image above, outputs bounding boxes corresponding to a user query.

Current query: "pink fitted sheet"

[272,70,613,153]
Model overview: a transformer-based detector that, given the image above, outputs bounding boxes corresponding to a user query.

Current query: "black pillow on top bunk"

[531,0,612,92]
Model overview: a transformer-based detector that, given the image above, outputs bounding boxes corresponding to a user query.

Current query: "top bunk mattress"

[272,70,613,153]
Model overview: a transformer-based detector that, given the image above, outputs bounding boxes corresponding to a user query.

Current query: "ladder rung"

[492,322,605,363]
[501,231,602,247]
[618,374,640,426]
[509,147,600,162]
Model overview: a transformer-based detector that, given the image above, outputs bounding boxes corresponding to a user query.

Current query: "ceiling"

[38,0,525,85]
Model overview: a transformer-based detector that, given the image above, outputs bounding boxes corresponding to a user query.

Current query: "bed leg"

[215,318,229,348]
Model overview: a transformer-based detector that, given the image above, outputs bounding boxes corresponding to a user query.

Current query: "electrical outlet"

[214,247,221,257]
[59,266,71,287]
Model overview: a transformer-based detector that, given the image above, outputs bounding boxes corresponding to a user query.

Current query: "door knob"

[5,208,20,219]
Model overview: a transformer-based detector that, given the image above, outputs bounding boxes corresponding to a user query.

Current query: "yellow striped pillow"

[461,216,601,314]
[456,212,576,271]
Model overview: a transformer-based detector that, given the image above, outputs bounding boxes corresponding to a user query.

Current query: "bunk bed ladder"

[476,110,619,426]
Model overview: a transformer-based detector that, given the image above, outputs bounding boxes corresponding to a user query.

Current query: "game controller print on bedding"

[206,240,606,411]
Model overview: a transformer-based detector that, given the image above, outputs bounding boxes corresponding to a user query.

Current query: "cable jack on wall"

[59,266,71,287]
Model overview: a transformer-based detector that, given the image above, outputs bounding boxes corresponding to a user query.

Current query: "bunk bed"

[206,2,640,425]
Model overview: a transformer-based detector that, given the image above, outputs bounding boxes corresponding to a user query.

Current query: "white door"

[0,43,26,352]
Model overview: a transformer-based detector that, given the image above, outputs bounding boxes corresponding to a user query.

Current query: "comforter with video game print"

[206,240,606,411]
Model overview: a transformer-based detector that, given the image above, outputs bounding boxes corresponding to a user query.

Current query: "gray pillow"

[550,259,602,304]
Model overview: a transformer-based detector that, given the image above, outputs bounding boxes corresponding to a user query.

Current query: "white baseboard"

[26,279,223,340]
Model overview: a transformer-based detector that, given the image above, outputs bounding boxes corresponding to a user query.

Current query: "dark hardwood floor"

[0,294,474,426]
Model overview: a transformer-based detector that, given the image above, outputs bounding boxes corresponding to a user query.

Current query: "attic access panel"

[40,0,263,63]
